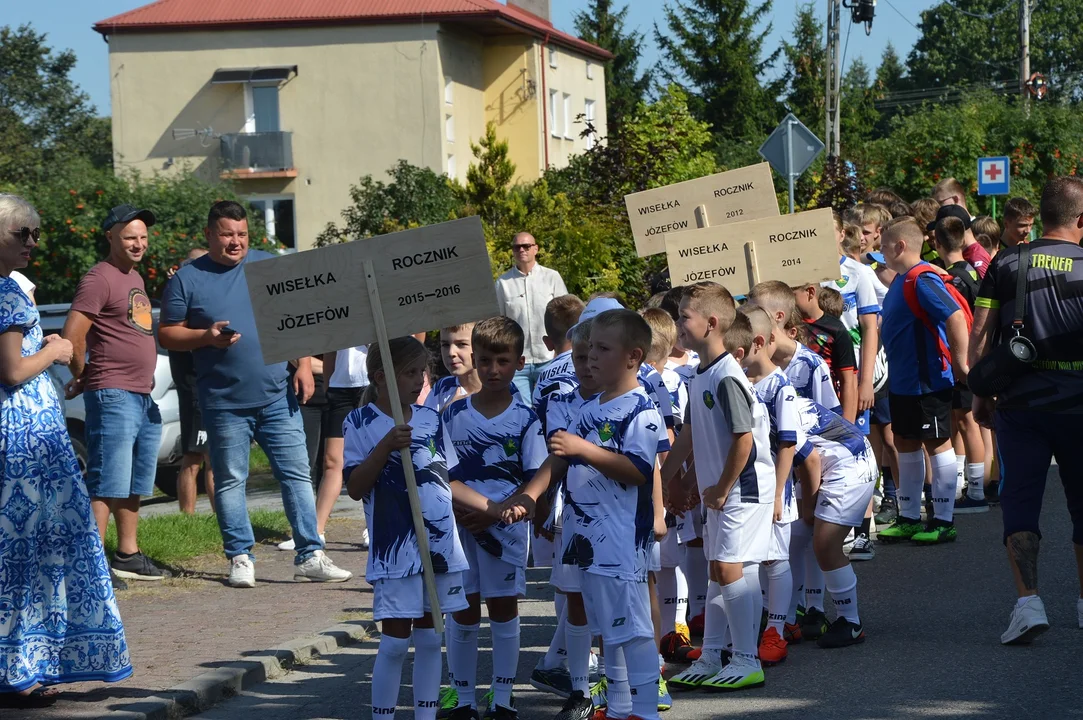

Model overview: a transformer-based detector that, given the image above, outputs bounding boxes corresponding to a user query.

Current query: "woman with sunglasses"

[0,194,132,708]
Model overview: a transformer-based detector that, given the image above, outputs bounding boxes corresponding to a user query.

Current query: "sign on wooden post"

[664,207,839,297]
[623,163,780,257]
[243,216,500,633]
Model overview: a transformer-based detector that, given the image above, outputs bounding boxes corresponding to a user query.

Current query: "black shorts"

[870,392,892,426]
[324,386,366,439]
[952,382,974,411]
[888,389,953,441]
[176,383,208,455]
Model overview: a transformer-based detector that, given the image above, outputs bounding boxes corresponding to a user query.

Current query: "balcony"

[219,132,296,180]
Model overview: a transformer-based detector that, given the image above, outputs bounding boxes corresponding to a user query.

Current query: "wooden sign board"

[624,163,780,257]
[244,216,497,365]
[664,207,839,297]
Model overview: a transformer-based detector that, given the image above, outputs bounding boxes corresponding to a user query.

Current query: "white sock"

[955,453,966,480]
[788,523,810,622]
[554,591,567,619]
[897,450,926,521]
[412,627,443,720]
[566,621,591,695]
[824,565,860,624]
[606,645,632,718]
[702,580,728,652]
[743,563,763,630]
[542,603,568,669]
[804,545,825,612]
[766,560,792,633]
[967,463,986,500]
[625,637,661,720]
[446,619,478,709]
[721,577,759,664]
[674,561,689,627]
[490,617,520,709]
[371,634,409,716]
[656,566,678,633]
[931,450,957,522]
[682,547,708,619]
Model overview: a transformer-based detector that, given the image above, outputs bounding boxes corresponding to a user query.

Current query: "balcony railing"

[220,132,294,175]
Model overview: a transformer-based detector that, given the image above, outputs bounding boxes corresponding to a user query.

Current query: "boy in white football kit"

[663,283,776,692]
[440,318,547,720]
[505,309,670,720]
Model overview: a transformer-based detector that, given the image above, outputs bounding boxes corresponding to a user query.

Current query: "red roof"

[93,0,612,60]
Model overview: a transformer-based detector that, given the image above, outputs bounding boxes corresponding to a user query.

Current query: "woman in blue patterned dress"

[0,194,132,708]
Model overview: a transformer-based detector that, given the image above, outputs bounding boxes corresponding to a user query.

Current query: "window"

[563,93,572,139]
[447,154,457,178]
[549,47,557,68]
[445,114,455,142]
[549,89,560,137]
[445,76,453,105]
[584,99,596,149]
[248,196,296,251]
[251,85,280,133]
[586,61,594,80]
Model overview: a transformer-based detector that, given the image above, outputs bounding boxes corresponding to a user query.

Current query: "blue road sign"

[977,156,1010,196]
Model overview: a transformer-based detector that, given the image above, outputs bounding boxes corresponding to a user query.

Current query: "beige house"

[94,0,610,251]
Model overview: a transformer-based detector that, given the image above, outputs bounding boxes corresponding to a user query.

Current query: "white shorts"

[815,452,879,528]
[659,529,685,568]
[549,531,581,593]
[461,532,526,599]
[768,521,792,562]
[371,571,470,621]
[581,572,654,647]
[649,541,661,573]
[531,533,555,569]
[703,502,773,564]
[677,507,704,544]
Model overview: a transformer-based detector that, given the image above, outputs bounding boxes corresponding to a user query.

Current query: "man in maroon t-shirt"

[63,204,170,587]
[930,186,992,278]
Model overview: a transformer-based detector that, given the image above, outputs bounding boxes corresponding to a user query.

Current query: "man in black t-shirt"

[934,217,980,309]
[971,176,1083,646]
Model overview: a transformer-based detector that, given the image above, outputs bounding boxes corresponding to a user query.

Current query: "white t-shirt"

[687,353,775,504]
[794,399,871,478]
[825,257,881,362]
[441,396,546,568]
[10,271,34,300]
[543,387,593,533]
[782,343,841,413]
[562,387,669,582]
[341,403,468,582]
[532,349,576,408]
[329,346,368,388]
[424,375,520,414]
[660,366,689,430]
[751,369,807,524]
[638,364,675,430]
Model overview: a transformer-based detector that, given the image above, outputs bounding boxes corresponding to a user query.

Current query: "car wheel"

[155,465,180,498]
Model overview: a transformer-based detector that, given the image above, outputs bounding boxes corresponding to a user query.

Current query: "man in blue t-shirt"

[159,201,351,588]
[876,217,971,546]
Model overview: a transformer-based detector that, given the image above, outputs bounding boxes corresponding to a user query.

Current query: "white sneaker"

[294,550,353,583]
[229,555,256,588]
[667,655,723,690]
[1001,596,1050,645]
[842,528,856,551]
[360,527,370,550]
[277,533,326,551]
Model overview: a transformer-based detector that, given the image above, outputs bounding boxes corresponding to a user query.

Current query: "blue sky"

[9,0,935,116]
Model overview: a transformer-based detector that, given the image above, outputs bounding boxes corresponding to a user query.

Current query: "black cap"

[102,204,156,231]
[927,204,971,233]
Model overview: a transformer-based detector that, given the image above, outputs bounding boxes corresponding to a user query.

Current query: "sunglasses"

[10,227,40,243]
[512,243,536,251]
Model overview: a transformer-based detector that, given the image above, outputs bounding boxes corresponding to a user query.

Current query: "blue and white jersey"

[562,387,669,582]
[639,364,675,430]
[785,343,841,414]
[342,403,468,583]
[543,388,594,532]
[751,369,807,524]
[442,396,546,568]
[793,399,873,481]
[660,367,689,430]
[533,350,576,408]
[425,374,520,413]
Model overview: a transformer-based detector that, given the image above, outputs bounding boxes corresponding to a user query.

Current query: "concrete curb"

[105,620,378,720]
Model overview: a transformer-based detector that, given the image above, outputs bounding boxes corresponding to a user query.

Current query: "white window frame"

[447,153,457,179]
[446,113,455,142]
[584,99,596,149]
[445,76,453,105]
[563,92,573,140]
[586,60,594,80]
[549,89,560,137]
[247,194,297,252]
[549,46,557,68]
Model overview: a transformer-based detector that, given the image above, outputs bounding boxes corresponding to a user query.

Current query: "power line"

[943,0,1018,20]
[881,0,1015,70]
[840,15,853,78]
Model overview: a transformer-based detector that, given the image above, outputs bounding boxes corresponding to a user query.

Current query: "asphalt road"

[198,474,1082,720]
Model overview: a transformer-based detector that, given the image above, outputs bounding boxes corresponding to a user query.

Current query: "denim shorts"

[85,388,162,499]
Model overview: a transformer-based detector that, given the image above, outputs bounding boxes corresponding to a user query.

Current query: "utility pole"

[825,0,842,158]
[1020,0,1031,99]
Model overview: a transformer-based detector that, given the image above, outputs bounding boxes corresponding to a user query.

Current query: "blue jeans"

[203,392,322,563]
[85,389,162,499]
[512,362,548,398]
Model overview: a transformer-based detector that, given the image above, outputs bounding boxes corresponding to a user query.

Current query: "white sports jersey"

[794,399,873,479]
[532,350,576,408]
[562,387,669,582]
[441,396,547,568]
[784,343,841,413]
[751,369,807,524]
[342,404,468,582]
[425,374,520,413]
[688,353,775,504]
[825,256,880,363]
[544,388,594,532]
[639,364,675,430]
[659,367,689,430]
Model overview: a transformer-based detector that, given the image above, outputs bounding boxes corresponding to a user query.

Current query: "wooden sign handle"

[695,204,710,229]
[363,260,444,633]
[746,242,761,287]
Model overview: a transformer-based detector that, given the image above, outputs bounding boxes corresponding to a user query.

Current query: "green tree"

[573,0,652,133]
[463,122,517,228]
[0,25,112,187]
[873,42,909,136]
[653,0,782,141]
[779,2,826,132]
[839,59,878,149]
